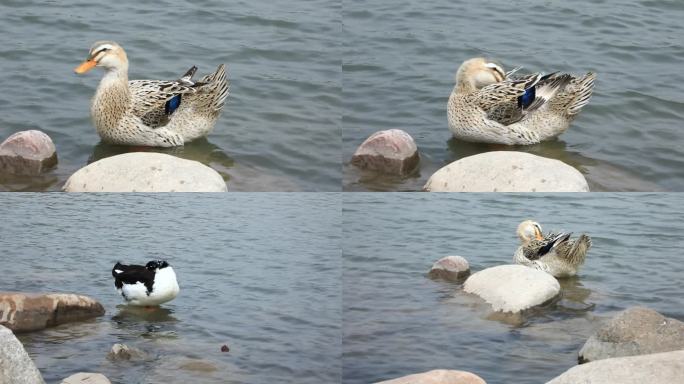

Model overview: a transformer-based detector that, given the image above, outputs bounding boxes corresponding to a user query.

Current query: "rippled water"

[0,194,341,383]
[0,0,340,191]
[343,193,684,383]
[343,0,684,192]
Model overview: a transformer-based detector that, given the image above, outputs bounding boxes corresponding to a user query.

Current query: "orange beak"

[535,228,543,241]
[74,59,97,74]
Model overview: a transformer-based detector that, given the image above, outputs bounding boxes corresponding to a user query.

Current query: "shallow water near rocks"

[343,0,684,191]
[0,0,340,191]
[342,193,684,384]
[0,194,341,383]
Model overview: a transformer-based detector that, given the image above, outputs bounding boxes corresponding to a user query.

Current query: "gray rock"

[0,130,57,176]
[428,256,470,281]
[0,325,45,384]
[578,306,684,363]
[63,152,227,192]
[374,369,486,384]
[107,343,148,361]
[463,265,560,313]
[423,151,589,192]
[351,129,419,175]
[546,350,684,384]
[0,292,105,333]
[60,373,111,384]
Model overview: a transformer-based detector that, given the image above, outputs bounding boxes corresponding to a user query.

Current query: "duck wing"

[470,73,541,112]
[523,232,571,261]
[129,74,198,119]
[112,262,155,293]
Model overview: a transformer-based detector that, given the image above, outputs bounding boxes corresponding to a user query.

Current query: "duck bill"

[535,229,543,240]
[74,60,96,74]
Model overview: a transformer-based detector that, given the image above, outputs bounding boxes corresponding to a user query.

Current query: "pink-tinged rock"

[0,130,57,176]
[374,369,486,384]
[351,129,419,175]
[0,292,105,333]
[428,256,470,281]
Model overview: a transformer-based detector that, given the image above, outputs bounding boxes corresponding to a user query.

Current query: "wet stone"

[351,129,420,175]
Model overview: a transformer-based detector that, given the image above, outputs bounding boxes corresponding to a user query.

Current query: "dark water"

[0,194,341,383]
[343,0,684,192]
[0,0,340,191]
[343,193,684,383]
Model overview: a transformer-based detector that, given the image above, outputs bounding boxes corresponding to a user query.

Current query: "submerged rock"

[546,350,684,384]
[463,265,560,313]
[428,256,470,281]
[179,359,218,372]
[423,151,589,192]
[0,130,57,176]
[63,152,227,192]
[61,373,111,384]
[0,325,45,384]
[351,129,420,175]
[374,369,486,384]
[578,306,684,363]
[0,292,105,332]
[107,343,148,361]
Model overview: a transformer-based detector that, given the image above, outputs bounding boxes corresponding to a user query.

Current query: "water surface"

[343,0,684,191]
[343,193,684,383]
[0,0,340,191]
[0,194,341,383]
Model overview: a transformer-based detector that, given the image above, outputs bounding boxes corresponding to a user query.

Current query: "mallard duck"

[513,220,591,277]
[112,260,179,306]
[447,58,595,145]
[75,41,229,147]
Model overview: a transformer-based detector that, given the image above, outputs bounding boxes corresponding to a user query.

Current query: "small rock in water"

[428,256,470,281]
[423,151,589,192]
[179,359,218,372]
[0,292,105,332]
[107,343,147,361]
[61,372,111,384]
[0,130,57,176]
[463,265,560,313]
[0,325,46,384]
[374,369,487,384]
[578,306,684,363]
[63,152,227,192]
[221,344,230,352]
[351,129,420,175]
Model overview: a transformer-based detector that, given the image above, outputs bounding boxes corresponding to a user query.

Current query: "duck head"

[517,220,544,243]
[455,57,506,92]
[146,260,170,271]
[74,41,128,74]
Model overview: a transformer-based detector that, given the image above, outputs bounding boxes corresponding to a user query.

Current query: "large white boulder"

[546,350,684,384]
[63,152,227,192]
[0,325,45,384]
[423,151,589,192]
[351,129,420,175]
[463,265,560,313]
[374,369,486,384]
[61,373,111,384]
[578,307,684,363]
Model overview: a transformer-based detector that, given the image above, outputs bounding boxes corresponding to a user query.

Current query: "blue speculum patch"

[518,87,535,109]
[165,94,182,115]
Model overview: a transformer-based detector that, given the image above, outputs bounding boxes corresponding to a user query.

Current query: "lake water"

[0,0,340,191]
[343,0,684,192]
[0,194,341,383]
[343,193,684,383]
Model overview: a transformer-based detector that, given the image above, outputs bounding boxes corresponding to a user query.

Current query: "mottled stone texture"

[61,373,111,384]
[0,130,57,176]
[428,256,470,281]
[0,292,105,332]
[578,306,684,363]
[352,129,420,175]
[63,152,227,192]
[375,369,486,384]
[423,151,589,192]
[463,265,560,313]
[0,325,46,384]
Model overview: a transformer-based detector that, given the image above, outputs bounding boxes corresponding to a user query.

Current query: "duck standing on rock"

[112,260,179,306]
[447,58,595,145]
[514,220,592,277]
[75,41,229,147]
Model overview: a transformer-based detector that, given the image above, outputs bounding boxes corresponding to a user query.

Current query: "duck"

[112,260,179,306]
[75,41,229,147]
[447,58,595,145]
[513,220,592,277]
